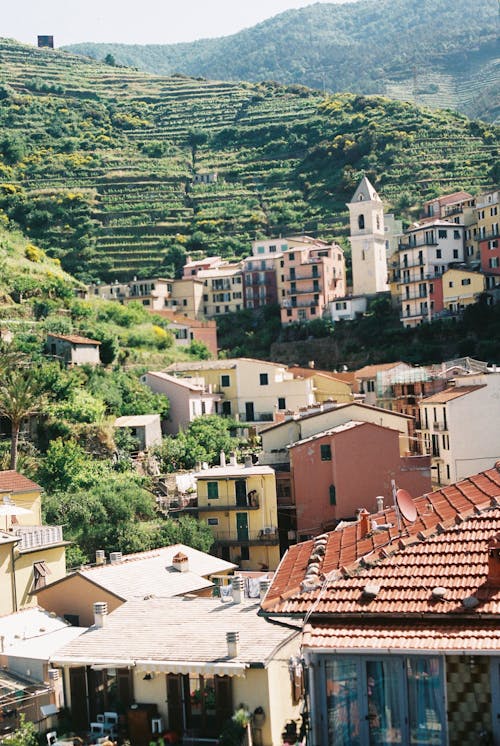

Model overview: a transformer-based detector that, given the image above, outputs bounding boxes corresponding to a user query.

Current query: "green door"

[236,512,249,542]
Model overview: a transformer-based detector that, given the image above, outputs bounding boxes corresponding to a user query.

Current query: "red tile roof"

[47,333,101,345]
[421,384,485,404]
[261,466,500,614]
[355,362,405,379]
[303,622,500,652]
[0,471,42,494]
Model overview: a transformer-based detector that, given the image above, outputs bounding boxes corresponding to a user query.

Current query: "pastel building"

[0,472,68,615]
[141,371,221,434]
[289,420,431,539]
[418,372,500,486]
[165,358,316,424]
[46,333,101,366]
[190,457,280,570]
[477,190,500,287]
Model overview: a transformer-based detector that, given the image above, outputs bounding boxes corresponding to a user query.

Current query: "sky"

[2,0,352,47]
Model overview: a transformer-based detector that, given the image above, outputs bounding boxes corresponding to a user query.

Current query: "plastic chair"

[46,732,57,746]
[151,718,163,734]
[90,723,105,737]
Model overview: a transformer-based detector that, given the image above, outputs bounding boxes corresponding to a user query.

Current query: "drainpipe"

[10,541,18,612]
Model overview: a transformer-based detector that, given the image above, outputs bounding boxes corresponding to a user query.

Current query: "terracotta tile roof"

[424,191,473,207]
[289,367,352,387]
[259,401,412,434]
[0,471,41,494]
[261,465,500,614]
[47,333,101,345]
[421,384,485,404]
[303,622,500,652]
[355,362,405,379]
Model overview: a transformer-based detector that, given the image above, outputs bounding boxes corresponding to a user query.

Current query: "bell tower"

[347,176,388,296]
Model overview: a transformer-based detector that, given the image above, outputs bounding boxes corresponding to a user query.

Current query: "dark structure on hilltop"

[37,36,54,49]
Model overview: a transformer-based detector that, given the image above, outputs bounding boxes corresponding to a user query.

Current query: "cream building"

[418,372,500,486]
[441,268,485,313]
[165,358,316,424]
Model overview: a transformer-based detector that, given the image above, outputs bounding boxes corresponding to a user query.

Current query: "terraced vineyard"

[0,39,498,281]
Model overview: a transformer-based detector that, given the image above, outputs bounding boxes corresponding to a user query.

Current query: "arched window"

[358,214,365,230]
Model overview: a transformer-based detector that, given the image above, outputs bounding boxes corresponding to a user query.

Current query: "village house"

[165,358,316,425]
[0,471,68,615]
[46,333,101,366]
[289,420,431,540]
[141,371,221,434]
[113,413,163,450]
[35,544,235,627]
[286,365,354,404]
[418,370,500,486]
[260,464,500,746]
[51,590,301,746]
[353,361,414,407]
[184,455,280,571]
[151,308,218,356]
[477,189,500,288]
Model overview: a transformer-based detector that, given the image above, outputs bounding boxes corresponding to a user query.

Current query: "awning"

[135,660,248,678]
[50,658,135,668]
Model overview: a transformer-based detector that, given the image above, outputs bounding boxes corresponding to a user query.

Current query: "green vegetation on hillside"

[65,0,500,122]
[0,38,497,282]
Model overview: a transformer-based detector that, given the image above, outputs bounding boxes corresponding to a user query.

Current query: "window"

[221,401,231,416]
[329,484,336,505]
[453,249,459,258]
[207,482,219,499]
[221,375,230,387]
[438,229,447,239]
[310,307,316,315]
[448,281,454,288]
[461,278,471,285]
[64,614,80,627]
[436,249,442,259]
[278,397,286,410]
[367,380,375,393]
[207,518,219,526]
[320,444,332,461]
[489,257,499,268]
[288,253,295,261]
[358,214,365,230]
[453,230,460,239]
[33,561,50,590]
[259,373,269,386]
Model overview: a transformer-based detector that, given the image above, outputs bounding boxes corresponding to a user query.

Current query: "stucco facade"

[142,371,220,434]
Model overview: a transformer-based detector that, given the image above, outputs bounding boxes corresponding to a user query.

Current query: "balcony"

[211,529,279,546]
[178,498,261,513]
[432,422,447,431]
[13,525,64,551]
[286,287,322,296]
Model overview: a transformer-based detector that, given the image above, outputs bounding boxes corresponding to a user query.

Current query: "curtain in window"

[325,659,360,746]
[366,659,403,745]
[407,657,443,745]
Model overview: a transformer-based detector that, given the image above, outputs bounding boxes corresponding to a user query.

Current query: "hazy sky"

[2,0,352,47]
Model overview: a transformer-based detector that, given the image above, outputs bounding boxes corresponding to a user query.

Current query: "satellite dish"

[395,488,417,523]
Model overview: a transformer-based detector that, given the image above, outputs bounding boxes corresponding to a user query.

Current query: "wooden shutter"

[166,674,184,736]
[215,676,233,732]
[69,667,89,730]
[117,668,134,710]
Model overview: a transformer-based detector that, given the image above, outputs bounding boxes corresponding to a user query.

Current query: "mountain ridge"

[63,0,500,122]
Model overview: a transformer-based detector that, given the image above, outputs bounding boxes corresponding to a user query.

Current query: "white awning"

[50,658,135,668]
[135,660,248,678]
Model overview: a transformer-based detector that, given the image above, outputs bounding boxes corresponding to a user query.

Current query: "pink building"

[141,371,221,434]
[280,241,345,324]
[289,420,431,540]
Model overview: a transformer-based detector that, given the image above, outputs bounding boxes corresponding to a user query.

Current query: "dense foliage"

[65,0,499,122]
[0,38,497,283]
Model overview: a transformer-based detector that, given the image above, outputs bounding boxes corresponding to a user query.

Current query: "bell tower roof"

[349,176,382,205]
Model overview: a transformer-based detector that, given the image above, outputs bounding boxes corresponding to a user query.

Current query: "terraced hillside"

[0,39,498,281]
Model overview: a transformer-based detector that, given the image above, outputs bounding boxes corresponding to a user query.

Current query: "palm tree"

[0,367,44,471]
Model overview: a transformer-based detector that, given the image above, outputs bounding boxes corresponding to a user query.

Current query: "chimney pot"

[172,552,189,572]
[95,550,106,565]
[226,631,239,658]
[93,601,108,628]
[220,451,226,467]
[259,579,271,600]
[229,451,237,467]
[358,508,370,537]
[109,552,122,564]
[376,496,384,513]
[231,575,244,603]
[244,455,253,468]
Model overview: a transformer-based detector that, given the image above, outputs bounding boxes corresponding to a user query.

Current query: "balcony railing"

[177,499,261,512]
[286,287,322,296]
[13,525,64,551]
[211,529,279,546]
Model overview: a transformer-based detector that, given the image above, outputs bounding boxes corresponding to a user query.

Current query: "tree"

[3,714,37,746]
[0,367,45,470]
[104,53,116,66]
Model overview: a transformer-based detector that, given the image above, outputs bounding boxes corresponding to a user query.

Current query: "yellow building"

[192,458,280,570]
[441,268,485,313]
[286,366,354,404]
[0,471,68,615]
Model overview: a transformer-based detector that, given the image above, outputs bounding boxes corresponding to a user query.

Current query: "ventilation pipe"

[93,602,108,629]
[375,496,384,513]
[231,575,244,604]
[226,631,239,658]
[95,550,106,566]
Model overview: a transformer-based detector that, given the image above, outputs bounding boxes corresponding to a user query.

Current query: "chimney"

[231,575,244,603]
[259,578,271,600]
[308,360,315,369]
[172,552,189,573]
[244,455,253,468]
[375,496,384,513]
[220,451,226,467]
[93,601,108,629]
[487,535,500,587]
[358,508,370,537]
[95,550,106,566]
[229,451,237,467]
[109,552,123,564]
[226,631,239,658]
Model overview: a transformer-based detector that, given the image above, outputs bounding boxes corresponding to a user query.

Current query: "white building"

[419,372,500,486]
[329,295,367,322]
[141,371,221,434]
[347,176,388,296]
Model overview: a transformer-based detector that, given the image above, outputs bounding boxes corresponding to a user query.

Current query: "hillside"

[0,38,498,282]
[65,0,500,122]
